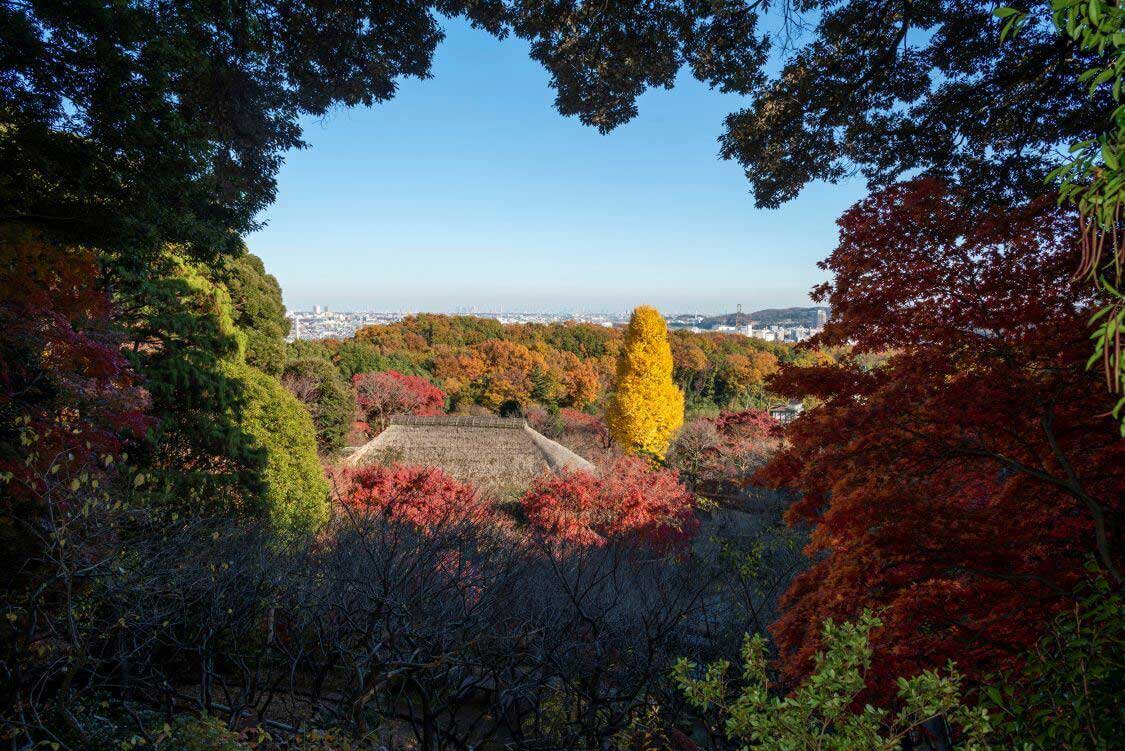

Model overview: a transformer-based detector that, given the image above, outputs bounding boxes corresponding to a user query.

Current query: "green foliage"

[674,612,994,751]
[1052,0,1125,433]
[985,573,1124,750]
[122,256,264,512]
[123,254,326,532]
[286,338,337,363]
[220,252,290,375]
[163,714,249,751]
[282,357,357,456]
[333,339,428,379]
[229,360,330,532]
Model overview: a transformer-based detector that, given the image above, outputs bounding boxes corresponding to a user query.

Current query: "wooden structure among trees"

[345,415,594,492]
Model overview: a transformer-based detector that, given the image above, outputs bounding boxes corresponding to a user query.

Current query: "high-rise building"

[313,304,323,315]
[816,308,828,328]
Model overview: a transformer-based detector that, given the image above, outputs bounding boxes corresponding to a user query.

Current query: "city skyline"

[285,304,830,343]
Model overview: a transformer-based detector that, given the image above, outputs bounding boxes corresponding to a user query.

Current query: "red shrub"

[351,370,445,434]
[337,464,496,532]
[519,456,698,550]
[714,409,778,440]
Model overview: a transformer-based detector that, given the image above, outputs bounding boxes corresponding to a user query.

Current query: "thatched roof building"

[344,415,594,492]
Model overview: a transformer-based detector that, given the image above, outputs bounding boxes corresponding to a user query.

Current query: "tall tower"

[816,308,828,328]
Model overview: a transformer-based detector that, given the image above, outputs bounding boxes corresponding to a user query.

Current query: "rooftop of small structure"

[344,414,595,492]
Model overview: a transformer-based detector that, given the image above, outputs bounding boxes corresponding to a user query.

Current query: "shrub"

[674,611,994,751]
[985,573,1123,750]
[229,360,330,532]
[337,463,496,532]
[668,409,780,494]
[519,455,698,550]
[527,406,612,460]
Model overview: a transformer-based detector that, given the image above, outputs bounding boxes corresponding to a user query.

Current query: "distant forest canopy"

[675,306,831,329]
[287,313,837,417]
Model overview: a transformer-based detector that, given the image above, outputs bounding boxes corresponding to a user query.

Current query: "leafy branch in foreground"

[673,611,993,751]
[984,570,1124,751]
[999,0,1125,432]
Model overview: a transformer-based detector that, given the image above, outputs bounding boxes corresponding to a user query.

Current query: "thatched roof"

[344,415,594,492]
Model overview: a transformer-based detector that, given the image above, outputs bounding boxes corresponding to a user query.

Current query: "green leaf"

[1102,142,1120,169]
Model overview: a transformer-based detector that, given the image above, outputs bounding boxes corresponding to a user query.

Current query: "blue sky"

[249,16,865,315]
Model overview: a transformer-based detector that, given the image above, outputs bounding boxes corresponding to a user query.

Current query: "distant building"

[768,400,804,424]
[816,308,828,328]
[313,305,323,315]
[344,415,593,493]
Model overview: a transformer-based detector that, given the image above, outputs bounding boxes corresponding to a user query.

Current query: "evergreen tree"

[123,254,327,531]
[228,360,329,532]
[281,358,356,456]
[607,306,684,458]
[220,252,290,375]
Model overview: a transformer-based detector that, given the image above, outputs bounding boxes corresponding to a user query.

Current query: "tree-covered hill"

[690,307,830,329]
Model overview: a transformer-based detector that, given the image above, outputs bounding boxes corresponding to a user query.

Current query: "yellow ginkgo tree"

[607,305,685,458]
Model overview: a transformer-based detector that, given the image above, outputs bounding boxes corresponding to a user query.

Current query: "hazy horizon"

[284,303,829,316]
[249,16,863,314]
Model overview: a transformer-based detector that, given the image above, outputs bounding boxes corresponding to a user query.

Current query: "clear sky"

[249,15,865,315]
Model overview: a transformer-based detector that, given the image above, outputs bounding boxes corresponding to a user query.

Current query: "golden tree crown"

[607,306,685,458]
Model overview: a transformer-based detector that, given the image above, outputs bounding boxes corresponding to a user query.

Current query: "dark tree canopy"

[3,0,1094,267]
[720,0,1111,208]
[0,0,766,266]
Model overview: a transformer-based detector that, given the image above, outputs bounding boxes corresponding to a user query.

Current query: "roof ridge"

[390,414,527,429]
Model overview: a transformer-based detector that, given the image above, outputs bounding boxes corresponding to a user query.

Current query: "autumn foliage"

[669,409,780,502]
[336,313,796,417]
[526,407,612,461]
[519,456,698,551]
[607,306,685,458]
[351,370,446,435]
[336,464,498,532]
[757,179,1124,697]
[0,229,149,531]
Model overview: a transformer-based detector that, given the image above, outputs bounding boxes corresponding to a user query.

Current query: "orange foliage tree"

[342,313,801,416]
[758,179,1124,698]
[471,339,545,409]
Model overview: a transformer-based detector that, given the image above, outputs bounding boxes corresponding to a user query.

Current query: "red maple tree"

[351,370,446,436]
[520,455,699,550]
[1,231,149,503]
[757,179,1124,697]
[1,229,150,575]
